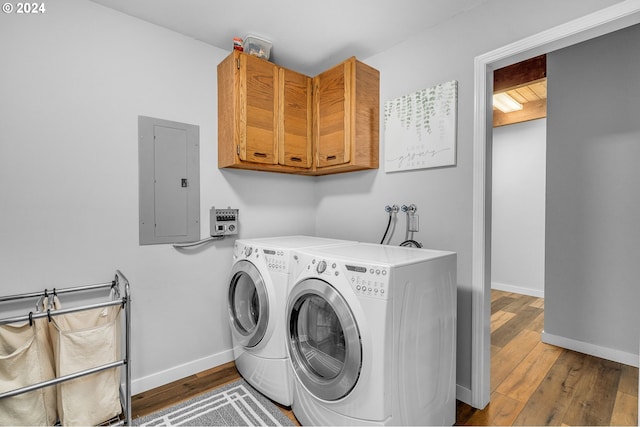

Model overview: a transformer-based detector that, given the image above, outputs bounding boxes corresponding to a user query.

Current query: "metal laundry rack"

[0,270,132,426]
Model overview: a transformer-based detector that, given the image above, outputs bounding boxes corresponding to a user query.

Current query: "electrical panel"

[210,207,239,236]
[139,116,200,245]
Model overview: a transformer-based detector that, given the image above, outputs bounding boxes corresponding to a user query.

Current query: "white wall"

[0,0,624,401]
[315,0,622,395]
[491,119,546,297]
[0,0,317,394]
[544,23,640,366]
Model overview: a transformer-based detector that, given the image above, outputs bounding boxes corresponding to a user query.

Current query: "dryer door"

[287,278,362,401]
[228,260,269,348]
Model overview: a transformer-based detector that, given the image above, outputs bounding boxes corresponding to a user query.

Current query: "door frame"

[471,0,640,409]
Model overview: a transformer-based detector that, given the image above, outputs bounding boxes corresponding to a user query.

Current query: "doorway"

[470,2,640,409]
[491,56,547,300]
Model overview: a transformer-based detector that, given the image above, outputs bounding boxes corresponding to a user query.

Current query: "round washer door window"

[287,278,362,401]
[228,260,269,348]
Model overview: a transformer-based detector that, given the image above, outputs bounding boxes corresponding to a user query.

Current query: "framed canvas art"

[384,80,458,172]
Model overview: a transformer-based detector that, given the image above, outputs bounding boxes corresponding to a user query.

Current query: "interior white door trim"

[471,0,640,409]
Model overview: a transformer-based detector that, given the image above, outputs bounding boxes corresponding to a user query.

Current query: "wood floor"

[131,290,638,426]
[456,290,638,426]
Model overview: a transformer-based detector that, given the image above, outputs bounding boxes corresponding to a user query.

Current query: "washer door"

[228,260,269,348]
[287,278,362,401]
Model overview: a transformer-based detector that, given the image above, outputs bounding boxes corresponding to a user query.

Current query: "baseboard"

[542,331,638,368]
[131,353,476,407]
[131,349,235,395]
[456,383,472,406]
[491,281,544,298]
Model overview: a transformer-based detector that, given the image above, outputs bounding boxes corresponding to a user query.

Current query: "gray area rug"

[133,379,294,426]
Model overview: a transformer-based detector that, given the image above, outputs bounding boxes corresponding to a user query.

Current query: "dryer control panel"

[344,264,390,300]
[305,258,390,299]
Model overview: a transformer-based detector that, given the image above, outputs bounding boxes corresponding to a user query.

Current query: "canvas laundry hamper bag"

[0,318,57,426]
[52,304,122,426]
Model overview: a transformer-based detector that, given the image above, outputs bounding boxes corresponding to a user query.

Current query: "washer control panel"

[304,258,390,299]
[233,244,289,273]
[262,248,288,273]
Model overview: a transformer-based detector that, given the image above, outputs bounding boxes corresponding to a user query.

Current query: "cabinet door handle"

[254,152,267,158]
[327,155,337,161]
[290,157,302,162]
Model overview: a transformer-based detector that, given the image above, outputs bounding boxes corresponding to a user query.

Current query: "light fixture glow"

[493,92,523,113]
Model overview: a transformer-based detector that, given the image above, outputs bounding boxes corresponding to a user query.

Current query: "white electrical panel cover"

[139,116,200,245]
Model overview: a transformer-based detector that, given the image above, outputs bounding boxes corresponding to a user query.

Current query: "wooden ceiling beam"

[494,54,546,93]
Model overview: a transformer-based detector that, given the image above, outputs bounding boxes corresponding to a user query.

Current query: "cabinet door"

[314,60,351,168]
[279,68,312,168]
[239,53,279,164]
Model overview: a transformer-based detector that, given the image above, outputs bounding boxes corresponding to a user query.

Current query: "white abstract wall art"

[384,80,458,172]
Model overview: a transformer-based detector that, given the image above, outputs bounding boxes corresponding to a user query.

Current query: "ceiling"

[493,55,547,127]
[501,79,547,105]
[88,0,490,76]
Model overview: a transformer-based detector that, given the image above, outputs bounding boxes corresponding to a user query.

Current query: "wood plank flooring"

[131,290,638,426]
[456,290,638,426]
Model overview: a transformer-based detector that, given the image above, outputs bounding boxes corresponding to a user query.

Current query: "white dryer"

[286,243,457,425]
[227,236,354,406]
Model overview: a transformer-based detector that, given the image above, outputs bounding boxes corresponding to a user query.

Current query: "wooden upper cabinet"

[242,52,279,164]
[314,57,380,175]
[218,51,278,168]
[218,51,378,175]
[218,51,312,173]
[314,60,350,167]
[279,67,312,168]
[314,57,379,174]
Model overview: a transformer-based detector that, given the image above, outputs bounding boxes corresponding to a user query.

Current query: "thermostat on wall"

[210,207,239,236]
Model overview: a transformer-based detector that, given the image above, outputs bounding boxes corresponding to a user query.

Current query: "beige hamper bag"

[52,304,122,426]
[0,317,58,426]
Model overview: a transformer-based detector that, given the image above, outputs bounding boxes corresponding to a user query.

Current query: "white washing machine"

[227,235,354,406]
[286,243,457,425]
